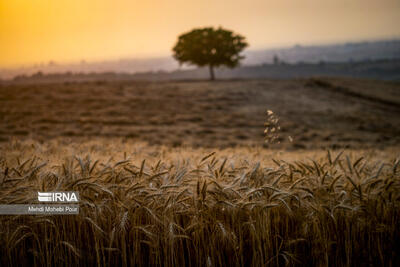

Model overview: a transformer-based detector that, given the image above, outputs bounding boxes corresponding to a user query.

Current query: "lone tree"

[172,27,248,80]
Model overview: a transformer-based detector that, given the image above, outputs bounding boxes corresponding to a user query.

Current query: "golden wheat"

[0,140,399,266]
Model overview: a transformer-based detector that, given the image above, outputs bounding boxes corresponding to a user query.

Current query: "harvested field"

[1,78,399,149]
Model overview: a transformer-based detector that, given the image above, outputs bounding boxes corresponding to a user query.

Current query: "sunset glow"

[1,0,399,67]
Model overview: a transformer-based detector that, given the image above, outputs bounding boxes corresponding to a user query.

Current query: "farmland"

[1,78,400,149]
[0,78,399,266]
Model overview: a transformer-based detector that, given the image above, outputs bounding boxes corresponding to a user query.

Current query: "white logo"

[38,192,79,202]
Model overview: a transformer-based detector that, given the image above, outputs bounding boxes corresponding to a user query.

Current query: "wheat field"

[1,78,399,266]
[0,139,399,266]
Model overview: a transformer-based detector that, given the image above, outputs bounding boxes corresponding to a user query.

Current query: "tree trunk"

[209,65,215,81]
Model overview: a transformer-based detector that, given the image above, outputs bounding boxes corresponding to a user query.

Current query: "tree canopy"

[172,27,248,80]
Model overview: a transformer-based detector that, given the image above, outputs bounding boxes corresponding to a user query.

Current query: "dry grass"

[1,78,399,149]
[0,139,399,266]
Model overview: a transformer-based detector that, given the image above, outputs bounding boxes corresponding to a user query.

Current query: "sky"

[0,0,399,68]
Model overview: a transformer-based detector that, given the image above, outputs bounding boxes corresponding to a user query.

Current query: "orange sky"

[0,0,399,68]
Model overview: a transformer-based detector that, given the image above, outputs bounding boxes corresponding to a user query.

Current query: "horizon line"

[1,37,399,71]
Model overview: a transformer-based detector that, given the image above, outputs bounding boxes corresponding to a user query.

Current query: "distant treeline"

[5,58,400,83]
